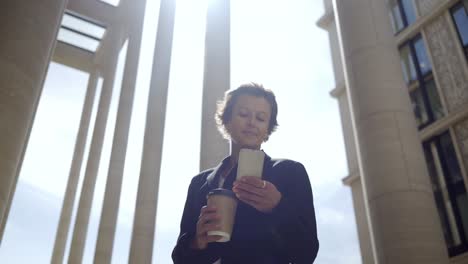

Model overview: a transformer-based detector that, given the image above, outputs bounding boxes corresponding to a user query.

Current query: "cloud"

[0,181,64,263]
[314,187,362,264]
[0,180,140,264]
[2,1,362,264]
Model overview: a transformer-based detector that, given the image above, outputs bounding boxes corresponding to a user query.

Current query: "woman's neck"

[229,143,240,167]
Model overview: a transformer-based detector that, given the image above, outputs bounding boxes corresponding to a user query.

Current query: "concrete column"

[128,0,176,262]
[67,29,123,264]
[0,0,68,242]
[333,0,449,263]
[199,0,230,171]
[51,68,100,264]
[93,0,147,262]
[349,178,374,264]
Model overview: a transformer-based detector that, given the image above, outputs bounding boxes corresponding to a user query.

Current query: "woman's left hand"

[232,176,282,213]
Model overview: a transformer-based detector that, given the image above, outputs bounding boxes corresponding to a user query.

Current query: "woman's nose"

[247,116,255,126]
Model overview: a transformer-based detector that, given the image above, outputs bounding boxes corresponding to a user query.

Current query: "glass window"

[57,28,100,52]
[452,0,468,60]
[457,194,468,245]
[390,0,405,32]
[424,144,459,248]
[399,45,417,83]
[440,133,464,184]
[389,0,417,34]
[410,89,429,126]
[423,132,468,256]
[401,0,417,25]
[57,11,105,53]
[452,1,468,46]
[414,37,432,76]
[425,79,444,120]
[61,13,106,40]
[399,35,444,128]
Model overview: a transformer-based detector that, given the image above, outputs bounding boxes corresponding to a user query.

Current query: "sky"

[0,0,361,263]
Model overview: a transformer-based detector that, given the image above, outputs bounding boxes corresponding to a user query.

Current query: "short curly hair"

[215,83,279,141]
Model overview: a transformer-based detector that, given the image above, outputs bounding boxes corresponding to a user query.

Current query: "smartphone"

[236,149,265,180]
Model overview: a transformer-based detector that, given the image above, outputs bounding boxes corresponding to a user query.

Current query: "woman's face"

[225,94,271,150]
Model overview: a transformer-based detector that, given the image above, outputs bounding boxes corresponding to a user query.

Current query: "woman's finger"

[199,205,217,216]
[238,176,265,188]
[197,206,220,235]
[198,222,221,235]
[234,179,282,213]
[233,181,267,197]
[199,206,219,221]
[234,187,265,204]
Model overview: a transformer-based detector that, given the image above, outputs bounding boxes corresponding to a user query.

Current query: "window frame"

[450,0,468,60]
[389,0,417,34]
[399,35,444,129]
[423,131,468,257]
[57,11,107,53]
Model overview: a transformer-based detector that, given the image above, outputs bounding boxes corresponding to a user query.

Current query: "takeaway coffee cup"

[206,188,238,242]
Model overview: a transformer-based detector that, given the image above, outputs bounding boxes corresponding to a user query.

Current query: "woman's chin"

[239,143,261,150]
[232,139,261,150]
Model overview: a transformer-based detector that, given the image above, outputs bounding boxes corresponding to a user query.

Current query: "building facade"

[319,0,468,263]
[1,0,229,262]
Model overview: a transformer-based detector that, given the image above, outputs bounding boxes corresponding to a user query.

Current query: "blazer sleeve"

[172,176,220,264]
[269,161,319,263]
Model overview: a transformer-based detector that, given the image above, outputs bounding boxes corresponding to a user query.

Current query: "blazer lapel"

[262,152,273,181]
[198,158,227,195]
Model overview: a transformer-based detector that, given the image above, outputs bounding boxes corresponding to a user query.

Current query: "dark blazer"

[172,154,319,264]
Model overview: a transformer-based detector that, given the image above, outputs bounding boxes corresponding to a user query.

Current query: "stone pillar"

[0,0,68,242]
[333,0,449,263]
[199,0,230,171]
[67,29,123,264]
[93,0,147,262]
[128,0,176,262]
[349,177,374,264]
[51,69,100,264]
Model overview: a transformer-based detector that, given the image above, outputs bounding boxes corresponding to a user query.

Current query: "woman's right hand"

[190,205,222,250]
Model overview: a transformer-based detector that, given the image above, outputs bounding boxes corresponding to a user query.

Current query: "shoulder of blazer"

[264,158,306,182]
[190,168,215,186]
[269,158,302,168]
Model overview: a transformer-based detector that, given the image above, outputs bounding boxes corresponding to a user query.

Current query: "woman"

[172,83,319,263]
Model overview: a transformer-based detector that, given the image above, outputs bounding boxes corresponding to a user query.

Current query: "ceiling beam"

[66,0,117,27]
[52,42,95,73]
